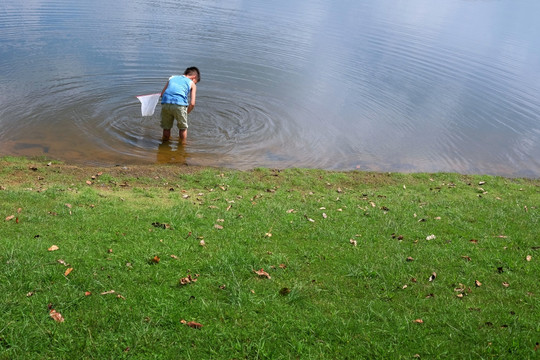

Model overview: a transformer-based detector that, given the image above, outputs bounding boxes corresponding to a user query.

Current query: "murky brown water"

[1,0,540,177]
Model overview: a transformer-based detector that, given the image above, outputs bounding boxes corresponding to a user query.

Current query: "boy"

[160,66,200,142]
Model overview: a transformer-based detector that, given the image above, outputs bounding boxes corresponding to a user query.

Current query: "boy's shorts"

[160,104,188,130]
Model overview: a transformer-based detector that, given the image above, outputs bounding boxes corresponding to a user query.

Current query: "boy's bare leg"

[162,129,171,141]
[179,129,187,144]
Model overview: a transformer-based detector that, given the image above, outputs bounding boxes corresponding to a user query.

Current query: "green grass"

[0,157,539,359]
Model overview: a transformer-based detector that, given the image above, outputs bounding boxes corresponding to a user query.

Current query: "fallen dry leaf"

[502,282,510,288]
[152,222,171,229]
[48,245,59,251]
[187,321,202,329]
[279,287,291,295]
[279,263,287,269]
[27,292,34,297]
[526,255,532,262]
[428,272,437,282]
[426,234,436,241]
[214,224,223,230]
[286,209,295,213]
[413,319,424,324]
[350,239,357,246]
[179,274,198,286]
[170,254,179,259]
[406,257,414,262]
[5,215,15,221]
[50,309,65,323]
[149,256,160,264]
[65,203,72,209]
[64,268,73,276]
[475,280,482,287]
[461,255,472,262]
[57,259,68,266]
[254,268,271,279]
[101,290,116,295]
[85,291,92,296]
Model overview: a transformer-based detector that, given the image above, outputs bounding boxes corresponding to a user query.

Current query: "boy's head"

[184,67,200,83]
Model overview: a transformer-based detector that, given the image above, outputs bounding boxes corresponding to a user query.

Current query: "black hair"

[184,66,200,82]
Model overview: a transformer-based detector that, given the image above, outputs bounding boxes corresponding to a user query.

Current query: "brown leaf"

[470,239,478,244]
[349,239,357,246]
[85,291,92,296]
[49,309,65,323]
[214,224,223,230]
[27,292,34,297]
[48,245,59,251]
[279,287,291,295]
[65,203,72,209]
[502,282,510,288]
[279,263,287,269]
[57,259,68,266]
[461,255,472,262]
[186,321,203,329]
[413,319,424,324]
[5,215,15,221]
[428,272,437,282]
[179,274,199,286]
[64,268,73,276]
[170,254,179,259]
[149,256,160,264]
[526,255,532,262]
[406,257,414,262]
[475,280,482,287]
[254,268,271,279]
[100,290,116,295]
[86,180,92,185]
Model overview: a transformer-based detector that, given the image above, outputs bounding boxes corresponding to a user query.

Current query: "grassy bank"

[1,156,539,359]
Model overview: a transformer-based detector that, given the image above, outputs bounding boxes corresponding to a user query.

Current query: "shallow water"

[1,0,539,177]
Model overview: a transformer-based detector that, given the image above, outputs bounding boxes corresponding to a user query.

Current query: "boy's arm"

[160,81,169,97]
[187,83,197,114]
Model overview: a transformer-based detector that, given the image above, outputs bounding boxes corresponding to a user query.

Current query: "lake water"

[1,0,539,177]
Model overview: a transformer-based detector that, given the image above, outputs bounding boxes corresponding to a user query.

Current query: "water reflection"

[156,141,187,165]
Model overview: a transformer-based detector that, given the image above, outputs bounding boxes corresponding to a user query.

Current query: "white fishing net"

[136,93,161,116]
